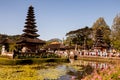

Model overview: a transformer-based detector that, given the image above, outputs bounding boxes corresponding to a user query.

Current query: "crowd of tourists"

[54,49,120,58]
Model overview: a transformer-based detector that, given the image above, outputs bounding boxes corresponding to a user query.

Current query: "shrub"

[14,52,60,59]
[0,57,68,65]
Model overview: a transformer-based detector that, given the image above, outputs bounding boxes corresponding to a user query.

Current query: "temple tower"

[17,6,45,53]
[93,29,108,52]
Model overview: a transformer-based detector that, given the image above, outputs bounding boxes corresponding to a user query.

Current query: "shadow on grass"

[15,59,33,65]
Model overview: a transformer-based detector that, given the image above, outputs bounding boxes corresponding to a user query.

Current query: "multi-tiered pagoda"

[93,29,108,51]
[17,6,45,53]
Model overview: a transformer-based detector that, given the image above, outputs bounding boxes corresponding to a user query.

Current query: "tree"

[66,26,93,49]
[92,17,111,46]
[111,13,120,51]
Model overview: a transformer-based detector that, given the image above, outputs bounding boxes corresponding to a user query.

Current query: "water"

[38,60,113,80]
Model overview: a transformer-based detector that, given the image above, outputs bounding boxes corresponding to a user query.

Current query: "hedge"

[0,58,69,65]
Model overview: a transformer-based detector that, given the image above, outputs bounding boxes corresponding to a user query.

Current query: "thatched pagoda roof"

[17,38,46,44]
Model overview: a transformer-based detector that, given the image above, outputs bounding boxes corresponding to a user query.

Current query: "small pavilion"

[0,38,14,52]
[0,38,14,56]
[45,42,65,51]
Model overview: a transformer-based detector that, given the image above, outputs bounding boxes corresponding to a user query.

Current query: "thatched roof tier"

[23,28,38,32]
[25,21,36,24]
[21,33,40,38]
[17,38,45,44]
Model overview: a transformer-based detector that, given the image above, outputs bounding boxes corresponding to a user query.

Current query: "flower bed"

[82,63,120,80]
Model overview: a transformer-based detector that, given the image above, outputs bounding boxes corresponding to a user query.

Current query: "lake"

[0,59,119,80]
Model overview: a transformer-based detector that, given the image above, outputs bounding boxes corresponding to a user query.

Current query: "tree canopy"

[111,13,120,51]
[66,26,93,49]
[65,17,111,50]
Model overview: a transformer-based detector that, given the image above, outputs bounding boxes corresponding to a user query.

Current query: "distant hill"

[47,38,62,43]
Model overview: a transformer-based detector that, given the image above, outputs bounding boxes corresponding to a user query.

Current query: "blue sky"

[0,0,120,40]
